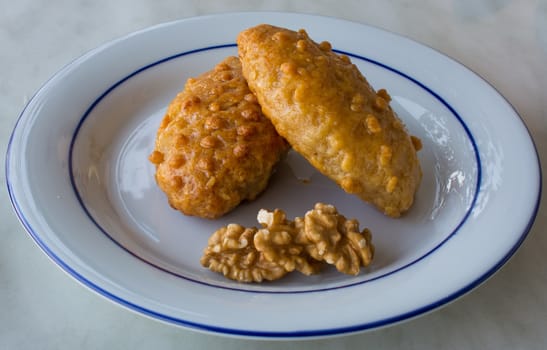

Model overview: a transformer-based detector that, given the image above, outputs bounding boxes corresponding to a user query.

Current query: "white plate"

[6,13,541,339]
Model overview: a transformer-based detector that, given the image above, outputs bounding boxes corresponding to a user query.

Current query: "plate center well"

[70,45,479,292]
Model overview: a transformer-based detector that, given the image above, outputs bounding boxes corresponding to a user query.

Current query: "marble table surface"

[1,0,546,348]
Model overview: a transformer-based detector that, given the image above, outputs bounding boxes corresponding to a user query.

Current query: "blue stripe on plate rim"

[5,42,542,338]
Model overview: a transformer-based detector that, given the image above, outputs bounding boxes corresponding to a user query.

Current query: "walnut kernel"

[200,224,288,282]
[254,209,323,275]
[302,203,374,275]
[201,203,374,282]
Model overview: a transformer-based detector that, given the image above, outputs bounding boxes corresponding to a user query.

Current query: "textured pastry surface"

[237,24,422,217]
[149,56,289,219]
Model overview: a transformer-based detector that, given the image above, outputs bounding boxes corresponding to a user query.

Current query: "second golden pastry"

[237,24,422,217]
[149,56,289,219]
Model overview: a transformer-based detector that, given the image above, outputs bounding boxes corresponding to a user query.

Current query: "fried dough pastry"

[149,56,289,219]
[237,25,422,217]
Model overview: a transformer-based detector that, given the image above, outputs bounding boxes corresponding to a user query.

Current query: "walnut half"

[200,224,288,282]
[299,203,374,275]
[254,209,324,275]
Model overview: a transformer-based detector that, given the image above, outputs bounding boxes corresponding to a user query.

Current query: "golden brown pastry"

[149,56,289,219]
[237,25,422,217]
